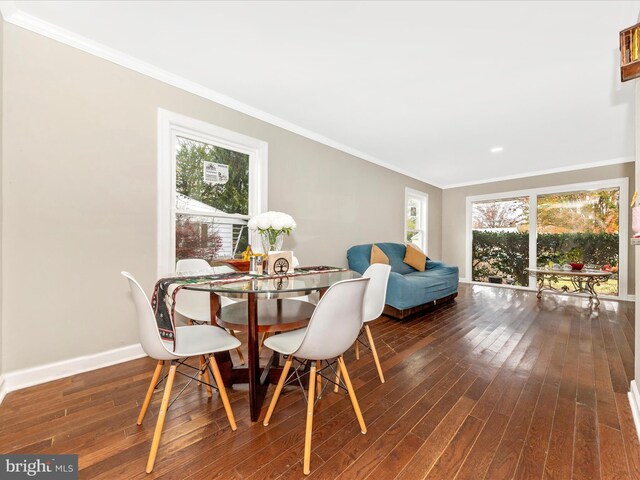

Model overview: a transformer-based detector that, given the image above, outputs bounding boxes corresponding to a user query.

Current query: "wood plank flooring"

[1,284,639,479]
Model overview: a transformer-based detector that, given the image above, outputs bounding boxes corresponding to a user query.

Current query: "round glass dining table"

[182,269,360,421]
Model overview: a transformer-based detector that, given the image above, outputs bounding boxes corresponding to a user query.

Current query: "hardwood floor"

[1,284,639,479]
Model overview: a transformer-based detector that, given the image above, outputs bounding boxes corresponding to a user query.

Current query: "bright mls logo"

[0,455,78,479]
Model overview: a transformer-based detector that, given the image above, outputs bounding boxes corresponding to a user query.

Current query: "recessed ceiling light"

[490,146,504,153]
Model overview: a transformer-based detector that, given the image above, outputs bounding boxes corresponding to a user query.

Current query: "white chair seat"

[263,327,307,356]
[173,325,241,356]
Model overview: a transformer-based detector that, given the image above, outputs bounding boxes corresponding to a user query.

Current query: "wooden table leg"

[247,293,267,421]
[209,292,220,325]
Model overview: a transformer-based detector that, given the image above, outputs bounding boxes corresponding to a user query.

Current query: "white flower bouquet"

[248,211,297,252]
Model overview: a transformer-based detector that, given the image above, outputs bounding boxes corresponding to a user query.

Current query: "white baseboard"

[0,343,146,405]
[628,380,640,442]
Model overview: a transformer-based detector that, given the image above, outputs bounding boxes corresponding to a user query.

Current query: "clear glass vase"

[261,230,284,254]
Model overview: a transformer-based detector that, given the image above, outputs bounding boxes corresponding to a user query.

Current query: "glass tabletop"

[181,269,361,299]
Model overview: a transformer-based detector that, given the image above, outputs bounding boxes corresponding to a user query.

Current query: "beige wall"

[442,162,635,294]
[1,23,442,372]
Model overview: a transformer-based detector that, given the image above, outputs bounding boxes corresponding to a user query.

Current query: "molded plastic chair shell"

[121,271,241,360]
[362,264,391,322]
[121,271,181,361]
[264,277,369,360]
[175,258,212,275]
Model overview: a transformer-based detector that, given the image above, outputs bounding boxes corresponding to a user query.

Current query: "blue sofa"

[347,243,459,319]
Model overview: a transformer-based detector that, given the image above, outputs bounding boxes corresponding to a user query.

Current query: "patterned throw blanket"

[150,266,346,348]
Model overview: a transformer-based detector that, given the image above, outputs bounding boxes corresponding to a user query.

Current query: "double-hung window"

[158,110,267,275]
[405,188,429,252]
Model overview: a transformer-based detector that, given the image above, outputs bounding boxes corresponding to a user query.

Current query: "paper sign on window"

[203,161,229,185]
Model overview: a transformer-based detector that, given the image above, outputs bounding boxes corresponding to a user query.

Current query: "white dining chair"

[122,271,240,473]
[347,263,391,384]
[174,258,245,365]
[262,277,370,475]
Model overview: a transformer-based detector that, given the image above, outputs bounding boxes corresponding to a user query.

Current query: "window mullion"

[528,195,537,289]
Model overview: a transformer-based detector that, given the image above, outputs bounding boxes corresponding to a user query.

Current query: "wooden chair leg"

[303,363,317,475]
[137,360,164,425]
[263,356,293,426]
[235,346,245,365]
[365,324,385,384]
[201,355,212,397]
[316,360,322,399]
[338,357,366,434]
[198,356,204,383]
[208,355,237,431]
[355,339,360,360]
[146,363,176,473]
[259,332,270,356]
[334,363,341,394]
[227,329,245,365]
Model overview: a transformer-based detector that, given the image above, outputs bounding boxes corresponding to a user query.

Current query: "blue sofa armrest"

[387,271,410,307]
[347,244,372,274]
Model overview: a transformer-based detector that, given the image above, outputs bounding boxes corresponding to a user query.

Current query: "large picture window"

[158,110,268,276]
[467,179,628,298]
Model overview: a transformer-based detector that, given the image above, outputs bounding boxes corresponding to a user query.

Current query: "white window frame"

[404,187,429,252]
[157,109,268,277]
[465,177,629,299]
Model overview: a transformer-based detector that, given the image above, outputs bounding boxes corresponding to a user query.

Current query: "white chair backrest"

[293,277,370,360]
[363,264,391,322]
[121,272,177,361]
[176,258,212,275]
[174,259,239,318]
[176,258,236,276]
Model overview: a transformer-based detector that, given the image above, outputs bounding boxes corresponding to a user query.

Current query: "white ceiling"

[3,1,640,188]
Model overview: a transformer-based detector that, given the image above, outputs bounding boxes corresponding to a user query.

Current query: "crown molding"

[1,2,631,191]
[0,2,444,189]
[440,156,634,190]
